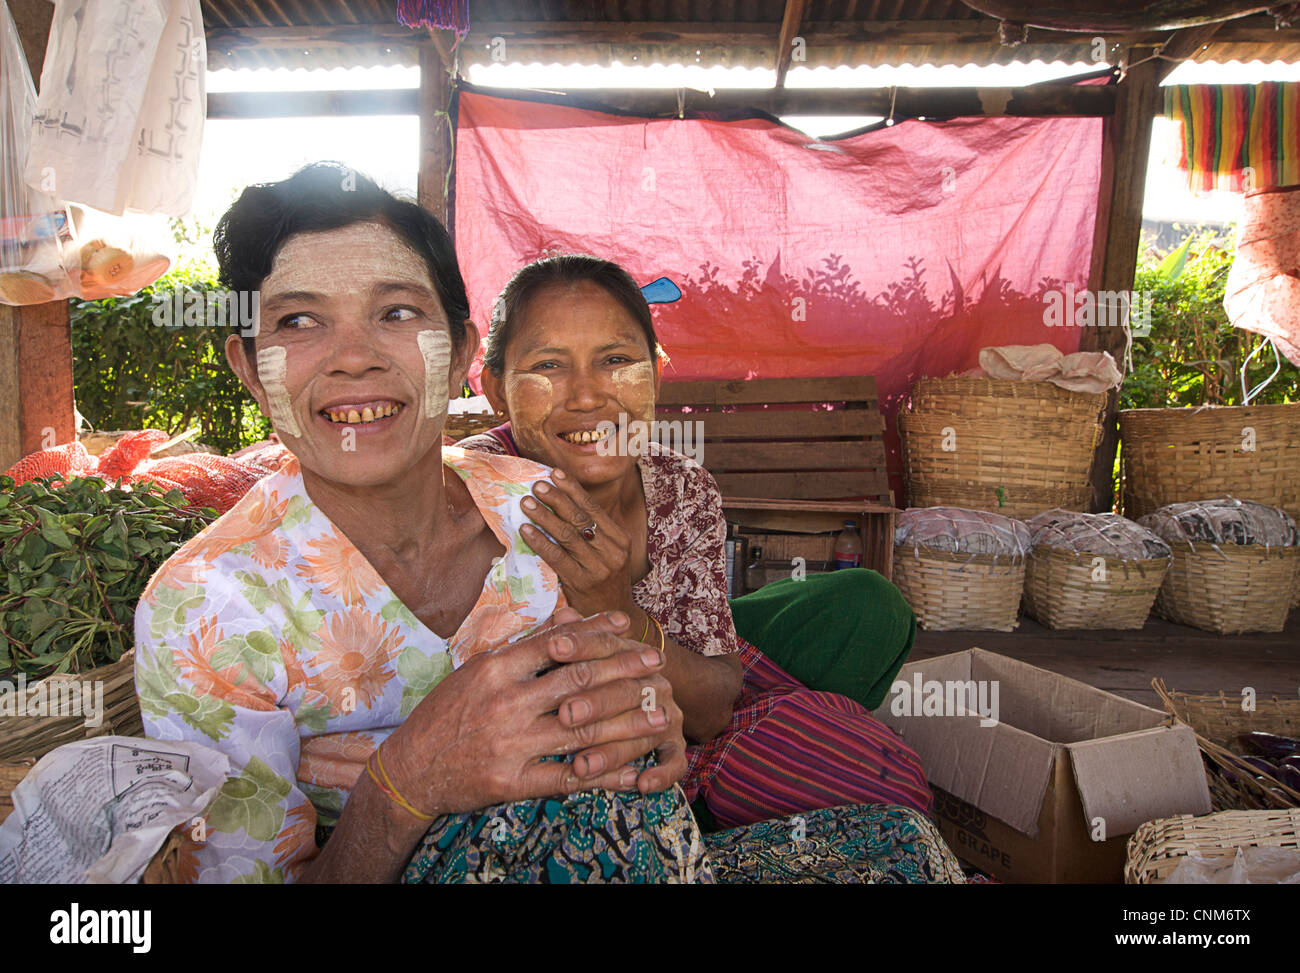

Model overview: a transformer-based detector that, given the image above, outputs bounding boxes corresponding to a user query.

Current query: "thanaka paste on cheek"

[256,346,302,438]
[505,373,555,427]
[416,329,451,421]
[611,360,656,423]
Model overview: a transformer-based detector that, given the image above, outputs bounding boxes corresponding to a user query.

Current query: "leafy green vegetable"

[0,474,216,680]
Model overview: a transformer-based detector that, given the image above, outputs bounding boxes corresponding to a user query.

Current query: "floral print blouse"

[133,447,564,883]
[458,433,740,660]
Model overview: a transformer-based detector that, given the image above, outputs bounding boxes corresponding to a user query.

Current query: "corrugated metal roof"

[200,1,1300,72]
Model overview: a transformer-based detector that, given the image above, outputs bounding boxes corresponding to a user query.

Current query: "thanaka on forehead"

[259,281,445,314]
[261,224,433,291]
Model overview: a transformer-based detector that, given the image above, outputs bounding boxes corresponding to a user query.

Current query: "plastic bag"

[64,203,170,299]
[24,0,206,218]
[0,0,76,306]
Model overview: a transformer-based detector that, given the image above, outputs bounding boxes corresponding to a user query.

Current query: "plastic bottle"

[833,521,863,570]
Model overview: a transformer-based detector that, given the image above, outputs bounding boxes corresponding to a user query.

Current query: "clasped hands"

[379,607,685,820]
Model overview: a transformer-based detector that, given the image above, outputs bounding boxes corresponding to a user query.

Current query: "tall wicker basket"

[1022,547,1169,630]
[1153,542,1300,634]
[901,378,1105,519]
[1119,403,1300,523]
[892,547,1026,631]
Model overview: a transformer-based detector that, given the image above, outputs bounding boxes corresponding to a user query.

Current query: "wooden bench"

[656,376,897,582]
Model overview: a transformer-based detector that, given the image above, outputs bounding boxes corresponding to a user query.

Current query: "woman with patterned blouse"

[463,254,936,829]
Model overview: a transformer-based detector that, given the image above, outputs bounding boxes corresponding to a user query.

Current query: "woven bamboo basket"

[892,546,1026,631]
[910,376,1106,425]
[0,651,144,763]
[900,411,1101,519]
[443,412,507,443]
[1125,809,1300,884]
[1022,546,1169,630]
[0,758,34,825]
[1155,679,1300,811]
[1119,403,1300,523]
[1153,542,1300,634]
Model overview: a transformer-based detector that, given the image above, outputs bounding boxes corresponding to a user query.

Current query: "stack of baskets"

[1120,402,1300,609]
[900,377,1106,518]
[1022,510,1172,630]
[893,507,1031,631]
[1138,498,1300,634]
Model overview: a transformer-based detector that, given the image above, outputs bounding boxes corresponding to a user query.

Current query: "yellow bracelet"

[639,612,652,643]
[650,614,665,654]
[370,748,435,822]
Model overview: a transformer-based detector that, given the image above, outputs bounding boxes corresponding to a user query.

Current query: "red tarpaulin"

[454,88,1103,501]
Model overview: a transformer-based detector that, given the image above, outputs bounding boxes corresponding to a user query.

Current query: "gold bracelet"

[639,612,652,643]
[371,748,435,822]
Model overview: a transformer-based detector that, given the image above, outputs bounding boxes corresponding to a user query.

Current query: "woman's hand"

[520,471,638,619]
[381,608,686,820]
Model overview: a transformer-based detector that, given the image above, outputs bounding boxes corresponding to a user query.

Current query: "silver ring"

[580,523,597,542]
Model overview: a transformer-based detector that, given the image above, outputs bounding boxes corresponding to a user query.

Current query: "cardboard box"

[871,648,1212,883]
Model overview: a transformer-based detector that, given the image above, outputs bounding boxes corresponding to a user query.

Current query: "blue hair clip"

[640,277,682,305]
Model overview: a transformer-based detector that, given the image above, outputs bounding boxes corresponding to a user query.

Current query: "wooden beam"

[426,27,456,75]
[8,0,54,82]
[1081,49,1164,513]
[774,0,809,89]
[466,84,1115,118]
[202,18,1295,56]
[205,22,420,55]
[205,84,1114,119]
[417,44,453,230]
[1154,21,1225,81]
[206,89,418,118]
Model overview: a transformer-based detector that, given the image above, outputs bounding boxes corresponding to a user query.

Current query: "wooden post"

[1081,52,1161,512]
[2,1,74,472]
[417,41,454,233]
[0,302,75,471]
[1081,27,1221,512]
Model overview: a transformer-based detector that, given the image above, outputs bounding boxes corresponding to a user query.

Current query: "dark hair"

[213,162,471,358]
[482,254,659,375]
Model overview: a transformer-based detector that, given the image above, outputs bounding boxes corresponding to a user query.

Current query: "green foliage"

[70,262,272,454]
[1121,232,1299,409]
[0,474,216,679]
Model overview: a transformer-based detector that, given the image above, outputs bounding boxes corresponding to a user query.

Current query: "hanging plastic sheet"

[454,87,1105,496]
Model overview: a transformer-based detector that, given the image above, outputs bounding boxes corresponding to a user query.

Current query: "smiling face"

[226,221,476,489]
[482,280,660,489]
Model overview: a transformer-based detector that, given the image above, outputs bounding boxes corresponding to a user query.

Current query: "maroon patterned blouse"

[457,428,739,658]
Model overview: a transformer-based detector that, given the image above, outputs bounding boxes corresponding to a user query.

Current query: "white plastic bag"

[65,203,171,299]
[24,0,206,218]
[0,0,77,305]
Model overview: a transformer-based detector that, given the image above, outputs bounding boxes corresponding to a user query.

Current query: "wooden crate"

[656,375,892,504]
[723,498,896,582]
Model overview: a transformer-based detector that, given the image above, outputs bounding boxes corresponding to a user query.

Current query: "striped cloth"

[1165,83,1300,192]
[683,637,933,828]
